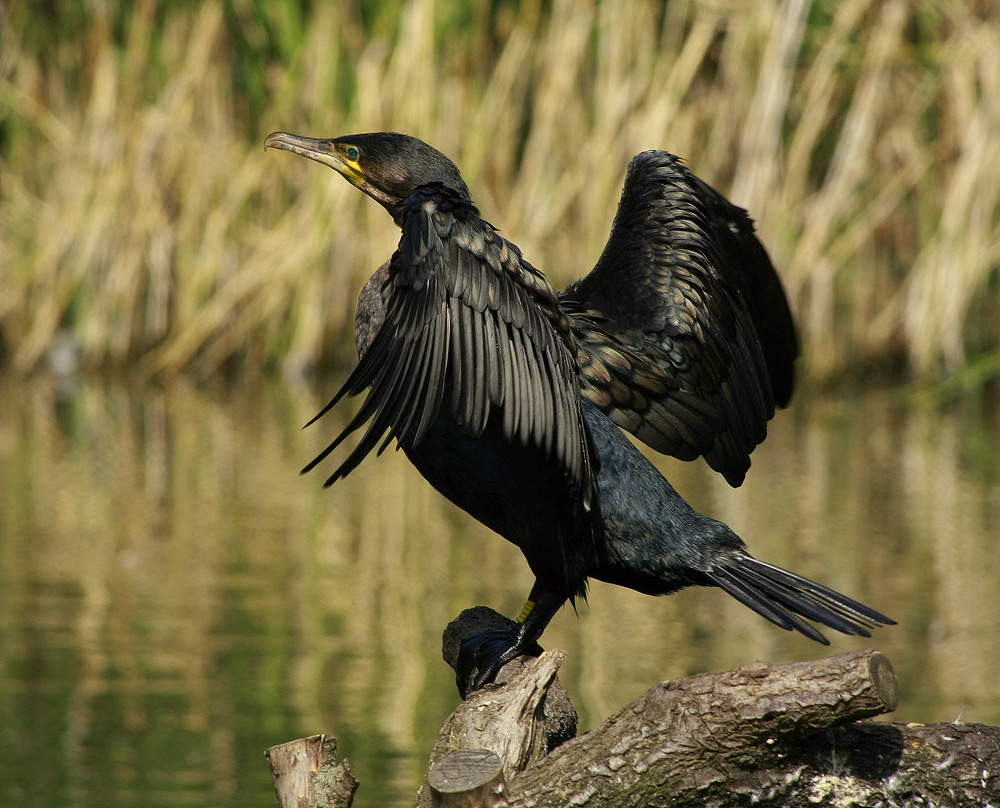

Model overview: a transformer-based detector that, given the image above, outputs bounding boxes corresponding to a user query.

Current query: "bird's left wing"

[561,151,798,487]
[305,184,594,507]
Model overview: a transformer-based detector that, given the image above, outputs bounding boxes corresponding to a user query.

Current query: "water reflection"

[1,375,997,807]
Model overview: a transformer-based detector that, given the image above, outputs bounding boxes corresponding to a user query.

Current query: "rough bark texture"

[499,647,903,806]
[783,720,1000,807]
[412,648,574,808]
[266,734,358,808]
[266,609,1000,807]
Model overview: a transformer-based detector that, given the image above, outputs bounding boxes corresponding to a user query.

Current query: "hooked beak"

[264,131,364,187]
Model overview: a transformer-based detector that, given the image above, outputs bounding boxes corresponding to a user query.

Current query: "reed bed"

[1,0,998,384]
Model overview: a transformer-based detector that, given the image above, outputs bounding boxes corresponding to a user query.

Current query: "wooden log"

[264,608,1000,806]
[502,648,902,806]
[786,719,1000,807]
[427,749,506,807]
[434,609,1000,806]
[266,734,358,808]
[412,649,570,808]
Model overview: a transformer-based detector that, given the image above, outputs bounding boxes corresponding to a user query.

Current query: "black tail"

[705,553,895,643]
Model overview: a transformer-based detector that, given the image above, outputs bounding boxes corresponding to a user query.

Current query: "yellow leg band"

[515,600,536,624]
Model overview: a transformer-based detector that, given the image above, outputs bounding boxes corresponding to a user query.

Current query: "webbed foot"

[455,626,543,698]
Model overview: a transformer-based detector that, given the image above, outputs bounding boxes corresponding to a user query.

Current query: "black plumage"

[265,130,893,696]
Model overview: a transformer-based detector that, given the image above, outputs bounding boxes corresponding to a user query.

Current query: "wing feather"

[307,185,593,508]
[562,150,798,487]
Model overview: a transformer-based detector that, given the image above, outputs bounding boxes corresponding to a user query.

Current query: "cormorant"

[264,130,893,696]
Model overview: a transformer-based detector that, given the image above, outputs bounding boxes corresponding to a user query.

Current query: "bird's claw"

[455,626,543,698]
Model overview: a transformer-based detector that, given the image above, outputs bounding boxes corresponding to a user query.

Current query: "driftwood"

[267,607,1000,807]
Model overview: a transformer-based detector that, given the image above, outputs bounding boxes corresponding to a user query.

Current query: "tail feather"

[735,563,873,635]
[709,566,830,643]
[706,553,895,643]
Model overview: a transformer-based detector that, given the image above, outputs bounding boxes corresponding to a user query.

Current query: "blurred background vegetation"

[2,0,998,388]
[2,4,1000,805]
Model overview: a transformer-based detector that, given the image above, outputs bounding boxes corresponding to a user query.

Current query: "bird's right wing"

[305,185,594,508]
[561,151,798,487]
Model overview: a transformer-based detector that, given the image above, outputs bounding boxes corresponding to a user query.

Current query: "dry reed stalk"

[1,0,998,382]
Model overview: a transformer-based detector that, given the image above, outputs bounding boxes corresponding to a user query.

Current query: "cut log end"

[868,650,900,711]
[428,749,505,807]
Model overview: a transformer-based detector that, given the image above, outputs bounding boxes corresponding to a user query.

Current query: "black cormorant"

[264,131,893,696]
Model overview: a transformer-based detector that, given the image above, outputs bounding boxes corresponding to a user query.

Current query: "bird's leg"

[455,582,566,698]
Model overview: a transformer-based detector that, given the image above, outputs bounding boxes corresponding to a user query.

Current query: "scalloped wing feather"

[562,151,797,487]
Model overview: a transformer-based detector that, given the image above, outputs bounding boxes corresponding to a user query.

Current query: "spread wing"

[305,185,594,507]
[561,151,798,487]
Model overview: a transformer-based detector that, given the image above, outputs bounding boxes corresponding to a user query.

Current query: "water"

[1,373,998,807]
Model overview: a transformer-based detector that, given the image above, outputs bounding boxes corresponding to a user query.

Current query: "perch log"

[266,607,1000,806]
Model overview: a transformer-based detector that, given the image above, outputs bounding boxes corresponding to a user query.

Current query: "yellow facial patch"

[335,145,366,188]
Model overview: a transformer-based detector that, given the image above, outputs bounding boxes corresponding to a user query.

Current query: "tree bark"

[489,652,994,807]
[266,734,358,808]
[265,608,1000,807]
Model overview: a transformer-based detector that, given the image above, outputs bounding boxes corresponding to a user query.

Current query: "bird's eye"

[346,146,360,161]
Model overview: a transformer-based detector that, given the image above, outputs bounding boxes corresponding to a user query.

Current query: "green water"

[1,374,998,807]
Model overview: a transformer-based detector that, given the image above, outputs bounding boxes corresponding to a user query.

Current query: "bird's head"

[264,131,471,219]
